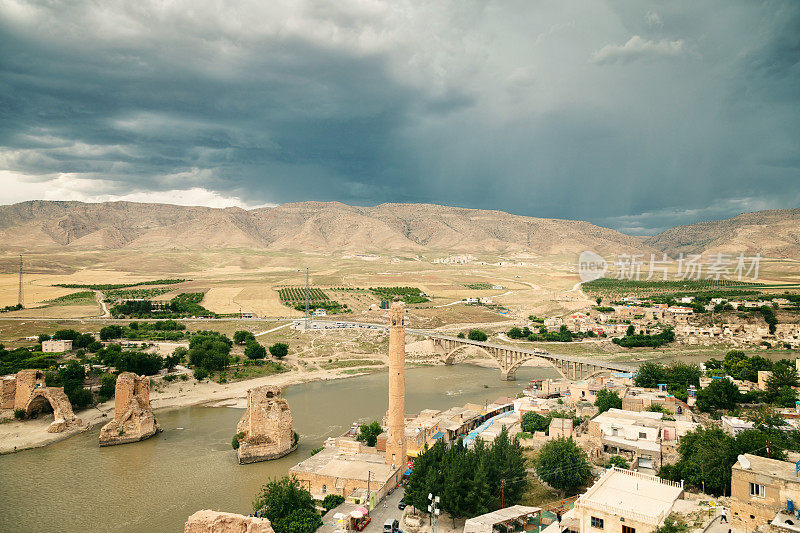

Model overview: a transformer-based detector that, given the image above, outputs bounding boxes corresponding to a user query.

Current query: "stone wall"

[236,385,295,464]
[13,369,45,410]
[99,372,159,446]
[1,376,16,409]
[184,510,274,533]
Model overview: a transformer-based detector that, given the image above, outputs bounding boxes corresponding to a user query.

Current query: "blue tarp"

[431,431,445,440]
[404,469,413,476]
[463,411,514,446]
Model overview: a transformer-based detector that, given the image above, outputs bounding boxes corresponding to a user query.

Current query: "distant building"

[313,308,327,316]
[491,285,504,290]
[42,339,72,353]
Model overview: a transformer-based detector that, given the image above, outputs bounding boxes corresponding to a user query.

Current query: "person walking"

[720,507,728,523]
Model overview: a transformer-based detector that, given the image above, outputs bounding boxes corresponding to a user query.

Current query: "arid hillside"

[0,200,653,256]
[645,208,800,258]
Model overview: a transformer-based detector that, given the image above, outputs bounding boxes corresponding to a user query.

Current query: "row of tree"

[405,429,527,522]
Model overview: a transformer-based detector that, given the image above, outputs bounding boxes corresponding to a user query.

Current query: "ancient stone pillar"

[386,298,407,469]
[99,372,159,446]
[236,385,296,464]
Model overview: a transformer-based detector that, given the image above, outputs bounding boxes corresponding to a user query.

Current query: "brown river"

[0,364,559,533]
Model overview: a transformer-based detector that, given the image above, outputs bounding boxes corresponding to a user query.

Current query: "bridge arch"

[23,387,80,433]
[443,344,493,365]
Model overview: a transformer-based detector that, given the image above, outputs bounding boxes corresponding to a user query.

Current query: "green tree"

[100,325,124,341]
[98,373,117,402]
[660,427,738,495]
[165,346,187,371]
[521,412,549,433]
[535,437,591,494]
[245,340,267,360]
[356,421,383,447]
[635,362,664,388]
[695,378,741,412]
[468,329,488,342]
[604,455,629,469]
[594,389,622,414]
[252,476,321,533]
[234,330,256,345]
[767,361,799,397]
[625,324,635,336]
[508,327,523,339]
[188,331,232,371]
[269,343,290,359]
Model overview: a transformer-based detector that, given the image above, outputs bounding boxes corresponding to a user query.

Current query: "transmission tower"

[18,255,23,307]
[305,267,310,330]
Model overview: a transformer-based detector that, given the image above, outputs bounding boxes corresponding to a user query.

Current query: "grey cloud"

[0,0,799,234]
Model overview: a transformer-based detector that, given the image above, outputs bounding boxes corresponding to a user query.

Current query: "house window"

[590,517,604,529]
[622,525,635,533]
[322,484,327,494]
[749,482,765,497]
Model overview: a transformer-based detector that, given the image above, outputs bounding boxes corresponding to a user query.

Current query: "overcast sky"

[1,1,798,234]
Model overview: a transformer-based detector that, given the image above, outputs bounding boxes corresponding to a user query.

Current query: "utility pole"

[305,267,310,330]
[501,479,505,508]
[17,254,23,307]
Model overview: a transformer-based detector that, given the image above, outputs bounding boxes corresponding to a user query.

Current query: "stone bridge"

[421,334,636,381]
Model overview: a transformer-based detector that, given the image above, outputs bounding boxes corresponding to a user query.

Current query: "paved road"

[363,487,406,533]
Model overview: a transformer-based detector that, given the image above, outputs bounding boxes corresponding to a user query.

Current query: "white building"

[571,468,684,533]
[42,339,72,353]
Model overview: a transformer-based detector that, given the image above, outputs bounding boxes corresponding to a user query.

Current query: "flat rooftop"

[578,468,683,523]
[289,445,396,484]
[735,454,800,483]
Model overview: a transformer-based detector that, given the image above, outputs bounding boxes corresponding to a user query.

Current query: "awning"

[431,431,445,440]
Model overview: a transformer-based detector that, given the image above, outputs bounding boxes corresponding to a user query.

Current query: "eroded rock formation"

[99,372,159,446]
[236,385,295,464]
[185,510,274,533]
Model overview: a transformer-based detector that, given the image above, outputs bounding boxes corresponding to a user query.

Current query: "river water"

[0,364,558,533]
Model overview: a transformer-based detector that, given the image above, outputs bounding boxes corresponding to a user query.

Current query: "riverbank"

[0,356,553,454]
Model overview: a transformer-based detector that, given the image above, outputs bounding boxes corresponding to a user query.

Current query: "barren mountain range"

[0,200,797,258]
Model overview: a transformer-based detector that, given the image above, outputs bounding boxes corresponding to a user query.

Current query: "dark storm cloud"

[1,0,798,232]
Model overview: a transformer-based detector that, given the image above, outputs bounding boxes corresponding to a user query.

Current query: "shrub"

[193,367,208,381]
[14,408,26,420]
[467,329,488,342]
[604,455,629,469]
[232,431,245,449]
[322,494,345,511]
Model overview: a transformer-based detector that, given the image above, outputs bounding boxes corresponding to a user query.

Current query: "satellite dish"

[738,455,751,469]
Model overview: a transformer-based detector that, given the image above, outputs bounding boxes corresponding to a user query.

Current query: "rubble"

[184,510,274,533]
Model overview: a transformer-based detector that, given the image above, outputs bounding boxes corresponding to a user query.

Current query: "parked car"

[398,501,407,510]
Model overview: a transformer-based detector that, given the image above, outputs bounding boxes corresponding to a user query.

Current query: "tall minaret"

[386,297,407,469]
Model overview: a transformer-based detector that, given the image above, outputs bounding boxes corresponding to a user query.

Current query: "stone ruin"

[99,372,159,446]
[4,369,82,433]
[236,385,295,464]
[185,510,274,533]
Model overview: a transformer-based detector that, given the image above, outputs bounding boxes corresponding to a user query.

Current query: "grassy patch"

[46,291,95,305]
[320,358,384,369]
